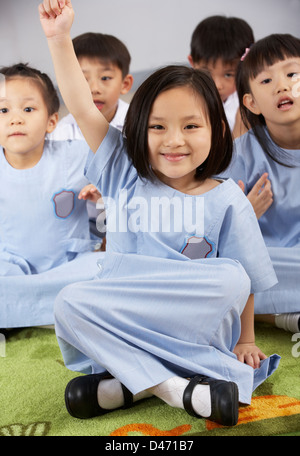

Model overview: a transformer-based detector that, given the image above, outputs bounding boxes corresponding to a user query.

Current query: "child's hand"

[78,184,102,204]
[233,342,267,369]
[39,0,74,39]
[238,172,273,219]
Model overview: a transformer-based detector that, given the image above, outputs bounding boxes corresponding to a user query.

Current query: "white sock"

[275,313,300,333]
[148,377,211,418]
[97,378,152,410]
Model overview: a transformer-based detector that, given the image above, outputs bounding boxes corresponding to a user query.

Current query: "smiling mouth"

[162,153,188,162]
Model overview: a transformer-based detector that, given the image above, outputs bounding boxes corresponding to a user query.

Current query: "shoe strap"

[121,384,134,409]
[183,375,205,418]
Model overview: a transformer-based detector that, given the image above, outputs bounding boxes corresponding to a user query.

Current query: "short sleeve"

[84,125,137,200]
[218,187,278,293]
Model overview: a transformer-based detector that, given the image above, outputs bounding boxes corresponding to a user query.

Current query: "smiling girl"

[39,0,279,426]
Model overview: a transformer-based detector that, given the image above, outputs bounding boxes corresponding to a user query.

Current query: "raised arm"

[39,0,108,152]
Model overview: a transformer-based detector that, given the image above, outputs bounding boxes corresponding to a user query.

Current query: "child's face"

[192,58,236,103]
[0,77,58,168]
[148,86,211,190]
[243,57,300,131]
[78,57,132,123]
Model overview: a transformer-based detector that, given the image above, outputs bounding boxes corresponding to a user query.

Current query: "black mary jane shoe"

[65,373,133,419]
[183,375,239,426]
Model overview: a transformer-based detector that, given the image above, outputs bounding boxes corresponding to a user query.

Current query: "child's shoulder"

[233,129,266,162]
[44,137,90,159]
[218,177,254,209]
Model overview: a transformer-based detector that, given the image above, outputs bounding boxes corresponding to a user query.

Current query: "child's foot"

[183,375,239,426]
[149,375,239,426]
[97,377,152,409]
[275,313,300,333]
[65,373,151,419]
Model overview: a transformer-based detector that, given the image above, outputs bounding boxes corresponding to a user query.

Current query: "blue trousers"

[54,252,280,404]
[255,246,300,314]
[0,251,104,327]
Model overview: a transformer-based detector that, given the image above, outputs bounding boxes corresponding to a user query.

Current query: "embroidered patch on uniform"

[52,190,75,218]
[181,236,215,259]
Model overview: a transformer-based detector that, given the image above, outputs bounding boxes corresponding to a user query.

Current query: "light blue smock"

[54,126,280,404]
[0,139,104,327]
[221,128,300,314]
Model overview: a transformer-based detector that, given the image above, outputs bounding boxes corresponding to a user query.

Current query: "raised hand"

[39,0,109,153]
[39,0,74,38]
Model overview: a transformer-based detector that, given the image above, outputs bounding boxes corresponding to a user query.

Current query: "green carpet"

[1,323,300,437]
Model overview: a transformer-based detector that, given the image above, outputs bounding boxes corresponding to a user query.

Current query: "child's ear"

[188,55,194,67]
[120,74,134,95]
[46,112,59,133]
[243,93,261,115]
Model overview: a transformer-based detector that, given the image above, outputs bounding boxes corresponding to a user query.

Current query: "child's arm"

[233,294,267,369]
[39,0,108,153]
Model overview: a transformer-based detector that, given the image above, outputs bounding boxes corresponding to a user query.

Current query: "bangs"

[236,34,300,168]
[245,34,300,79]
[73,33,131,77]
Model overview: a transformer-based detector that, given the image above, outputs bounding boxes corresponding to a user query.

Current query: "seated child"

[48,32,133,243]
[188,15,254,138]
[0,63,104,329]
[221,34,300,333]
[39,0,279,427]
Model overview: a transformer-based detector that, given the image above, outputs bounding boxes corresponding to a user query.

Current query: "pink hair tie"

[241,47,251,61]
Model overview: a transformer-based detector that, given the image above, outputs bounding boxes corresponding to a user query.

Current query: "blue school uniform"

[54,126,279,405]
[221,128,300,314]
[0,139,104,327]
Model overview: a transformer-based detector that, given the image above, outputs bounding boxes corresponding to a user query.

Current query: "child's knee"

[54,283,78,323]
[221,259,250,303]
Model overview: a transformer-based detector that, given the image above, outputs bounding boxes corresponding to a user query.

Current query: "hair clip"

[241,48,251,61]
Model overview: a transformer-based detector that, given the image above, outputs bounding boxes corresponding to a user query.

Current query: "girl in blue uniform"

[223,34,300,333]
[39,0,279,426]
[0,63,104,329]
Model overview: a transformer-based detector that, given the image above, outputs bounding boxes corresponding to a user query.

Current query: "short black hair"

[0,63,60,115]
[236,33,300,166]
[124,65,232,181]
[73,32,131,78]
[190,15,254,65]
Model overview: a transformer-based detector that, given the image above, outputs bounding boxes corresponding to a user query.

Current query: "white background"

[1,0,299,90]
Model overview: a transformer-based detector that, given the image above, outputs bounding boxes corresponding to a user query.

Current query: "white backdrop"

[1,0,299,89]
